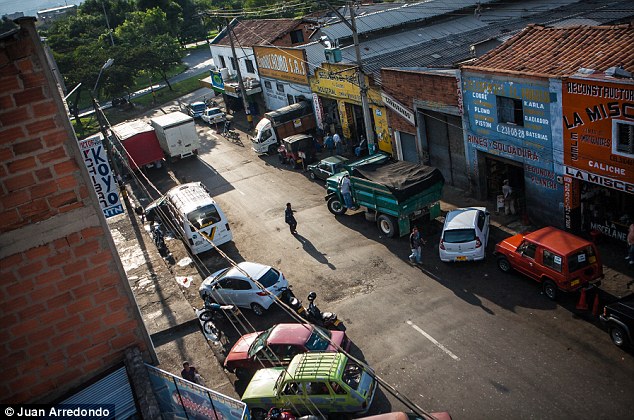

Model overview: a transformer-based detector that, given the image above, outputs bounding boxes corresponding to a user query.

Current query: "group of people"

[323,131,343,155]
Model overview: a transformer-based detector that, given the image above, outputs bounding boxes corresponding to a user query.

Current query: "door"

[512,240,539,279]
[232,278,253,307]
[215,278,237,305]
[400,132,418,163]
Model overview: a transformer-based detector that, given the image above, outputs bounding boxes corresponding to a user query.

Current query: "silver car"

[439,207,490,262]
[199,262,288,315]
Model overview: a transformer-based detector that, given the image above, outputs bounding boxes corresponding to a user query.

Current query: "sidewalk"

[107,190,239,399]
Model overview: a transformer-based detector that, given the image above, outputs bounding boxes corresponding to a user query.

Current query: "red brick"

[12,138,42,156]
[66,338,91,355]
[9,317,40,336]
[46,291,73,310]
[56,174,79,190]
[93,286,120,304]
[17,303,46,321]
[0,295,27,315]
[46,349,67,364]
[59,201,84,213]
[80,304,106,320]
[0,74,20,93]
[32,268,63,286]
[78,319,104,336]
[62,259,88,276]
[48,190,79,208]
[18,198,50,221]
[83,264,111,281]
[31,180,58,199]
[1,252,23,267]
[0,313,18,328]
[40,362,67,378]
[0,125,25,145]
[89,250,113,265]
[42,131,68,147]
[30,284,58,303]
[85,342,111,359]
[38,147,67,164]
[107,297,129,313]
[72,239,101,258]
[79,185,89,199]
[103,310,130,326]
[8,335,29,351]
[0,189,31,209]
[4,172,35,191]
[26,119,57,136]
[0,146,13,160]
[110,334,136,351]
[20,71,46,89]
[51,330,77,348]
[67,296,94,314]
[7,156,37,173]
[46,251,70,267]
[61,273,84,290]
[81,226,103,239]
[66,232,82,245]
[17,261,43,277]
[14,87,45,106]
[15,57,33,72]
[32,100,57,118]
[98,273,122,289]
[72,283,98,300]
[35,167,53,181]
[6,279,35,296]
[0,209,21,230]
[25,245,50,260]
[53,237,69,250]
[92,328,117,343]
[53,159,78,176]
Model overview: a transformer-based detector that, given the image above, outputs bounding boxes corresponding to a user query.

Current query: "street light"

[93,58,114,97]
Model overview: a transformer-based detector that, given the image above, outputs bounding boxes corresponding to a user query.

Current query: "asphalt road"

[137,112,634,420]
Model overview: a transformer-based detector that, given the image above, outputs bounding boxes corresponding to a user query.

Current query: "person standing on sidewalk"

[625,223,634,265]
[333,132,342,155]
[502,179,516,215]
[408,226,426,264]
[181,362,202,384]
[285,203,297,234]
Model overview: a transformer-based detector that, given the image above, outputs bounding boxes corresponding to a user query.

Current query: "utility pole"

[226,19,253,128]
[322,1,376,154]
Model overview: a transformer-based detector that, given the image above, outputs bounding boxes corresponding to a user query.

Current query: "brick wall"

[0,18,153,404]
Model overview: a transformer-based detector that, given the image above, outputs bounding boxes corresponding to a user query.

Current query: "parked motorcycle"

[151,221,174,264]
[196,294,242,341]
[306,292,346,331]
[279,286,306,317]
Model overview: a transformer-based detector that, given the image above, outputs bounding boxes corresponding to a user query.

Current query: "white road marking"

[407,320,460,361]
[236,189,245,196]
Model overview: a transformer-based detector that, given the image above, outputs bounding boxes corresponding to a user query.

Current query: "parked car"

[241,352,376,419]
[307,155,349,181]
[198,262,288,315]
[224,323,350,377]
[600,294,634,348]
[439,207,490,262]
[201,107,226,125]
[494,227,603,300]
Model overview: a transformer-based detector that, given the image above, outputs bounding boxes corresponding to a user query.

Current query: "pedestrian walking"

[181,361,202,384]
[333,132,342,155]
[502,179,516,215]
[339,174,355,209]
[324,133,334,155]
[627,223,634,265]
[285,202,297,234]
[408,226,426,264]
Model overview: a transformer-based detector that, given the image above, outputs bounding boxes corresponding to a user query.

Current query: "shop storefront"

[310,63,392,154]
[204,69,265,116]
[253,46,313,111]
[461,72,563,224]
[562,77,634,242]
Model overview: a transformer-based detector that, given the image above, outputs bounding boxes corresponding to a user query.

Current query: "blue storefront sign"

[211,70,225,92]
[462,74,563,224]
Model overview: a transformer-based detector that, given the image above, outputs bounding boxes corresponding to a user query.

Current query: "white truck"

[150,111,200,161]
[251,101,316,154]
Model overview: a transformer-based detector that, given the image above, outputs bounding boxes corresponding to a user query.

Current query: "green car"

[241,352,377,418]
[307,155,349,181]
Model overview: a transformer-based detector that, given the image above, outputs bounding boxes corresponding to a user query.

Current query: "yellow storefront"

[309,63,392,154]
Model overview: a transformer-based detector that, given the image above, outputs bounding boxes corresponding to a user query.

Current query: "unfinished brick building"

[0,17,156,406]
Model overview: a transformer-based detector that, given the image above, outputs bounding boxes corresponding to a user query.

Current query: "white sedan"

[439,207,490,262]
[198,262,288,315]
[201,107,226,125]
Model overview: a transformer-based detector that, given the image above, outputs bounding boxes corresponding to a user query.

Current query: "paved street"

[127,103,634,419]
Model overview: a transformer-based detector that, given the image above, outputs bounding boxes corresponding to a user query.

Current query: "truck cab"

[251,101,316,155]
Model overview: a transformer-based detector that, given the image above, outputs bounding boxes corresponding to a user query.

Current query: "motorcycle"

[261,407,320,420]
[151,221,174,264]
[196,294,242,341]
[279,286,306,317]
[306,292,346,331]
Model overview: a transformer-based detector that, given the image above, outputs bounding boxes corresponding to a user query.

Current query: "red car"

[224,323,350,377]
[494,226,603,300]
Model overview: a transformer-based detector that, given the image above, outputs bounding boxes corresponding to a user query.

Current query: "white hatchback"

[199,262,288,315]
[439,207,490,262]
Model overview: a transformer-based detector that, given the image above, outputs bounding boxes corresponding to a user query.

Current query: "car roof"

[286,352,345,380]
[444,207,485,230]
[225,261,271,280]
[321,155,348,165]
[524,227,593,254]
[268,324,313,345]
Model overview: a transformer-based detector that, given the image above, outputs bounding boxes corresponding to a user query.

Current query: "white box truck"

[251,101,316,154]
[150,111,200,160]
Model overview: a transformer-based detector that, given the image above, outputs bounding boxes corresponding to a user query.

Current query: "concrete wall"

[0,18,154,404]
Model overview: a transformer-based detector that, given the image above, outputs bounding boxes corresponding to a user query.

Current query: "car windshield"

[257,268,280,288]
[213,268,231,282]
[248,328,273,358]
[304,327,331,351]
[191,103,205,111]
[568,246,596,273]
[188,204,221,229]
[443,229,476,243]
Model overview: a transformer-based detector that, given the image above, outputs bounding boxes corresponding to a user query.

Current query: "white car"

[199,262,288,315]
[201,107,226,125]
[439,207,490,262]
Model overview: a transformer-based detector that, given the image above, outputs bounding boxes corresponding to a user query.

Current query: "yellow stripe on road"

[407,320,460,361]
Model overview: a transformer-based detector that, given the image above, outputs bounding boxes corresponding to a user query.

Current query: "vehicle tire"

[251,303,265,316]
[309,171,316,180]
[497,256,512,273]
[203,320,222,341]
[327,196,347,215]
[234,367,249,379]
[198,310,214,322]
[609,325,629,348]
[267,144,277,154]
[543,280,558,300]
[250,409,266,420]
[377,214,397,238]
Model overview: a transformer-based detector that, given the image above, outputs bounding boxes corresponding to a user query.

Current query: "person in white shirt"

[333,132,342,155]
[340,174,355,209]
[502,179,516,215]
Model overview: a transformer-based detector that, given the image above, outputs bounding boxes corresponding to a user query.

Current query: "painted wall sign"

[562,78,634,191]
[381,91,414,125]
[312,93,324,130]
[78,134,123,218]
[210,70,224,90]
[564,165,634,194]
[253,46,309,85]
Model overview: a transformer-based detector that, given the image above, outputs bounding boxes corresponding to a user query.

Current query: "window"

[518,241,537,259]
[245,59,255,73]
[257,268,280,287]
[306,382,328,395]
[230,57,236,70]
[543,249,562,273]
[290,29,304,44]
[497,96,524,126]
[477,211,486,230]
[568,246,596,273]
[287,94,295,105]
[234,279,252,290]
[218,55,226,68]
[443,229,476,243]
[615,121,634,155]
[276,83,285,93]
[264,80,272,90]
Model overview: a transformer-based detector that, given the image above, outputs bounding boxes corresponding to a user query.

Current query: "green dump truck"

[325,153,444,237]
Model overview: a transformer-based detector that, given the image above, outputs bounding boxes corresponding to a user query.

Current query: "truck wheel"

[377,214,397,237]
[542,280,557,300]
[497,256,512,273]
[327,196,347,215]
[309,171,316,180]
[610,326,629,348]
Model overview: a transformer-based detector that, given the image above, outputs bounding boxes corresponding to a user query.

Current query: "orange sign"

[253,46,308,85]
[562,78,634,193]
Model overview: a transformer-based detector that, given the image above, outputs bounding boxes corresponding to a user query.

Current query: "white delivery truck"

[150,111,200,161]
[251,101,316,154]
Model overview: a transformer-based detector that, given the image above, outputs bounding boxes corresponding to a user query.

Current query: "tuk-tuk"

[278,134,316,169]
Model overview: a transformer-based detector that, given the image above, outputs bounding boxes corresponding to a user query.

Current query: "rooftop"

[212,18,306,47]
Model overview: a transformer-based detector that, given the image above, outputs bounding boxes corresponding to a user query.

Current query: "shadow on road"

[293,233,336,270]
